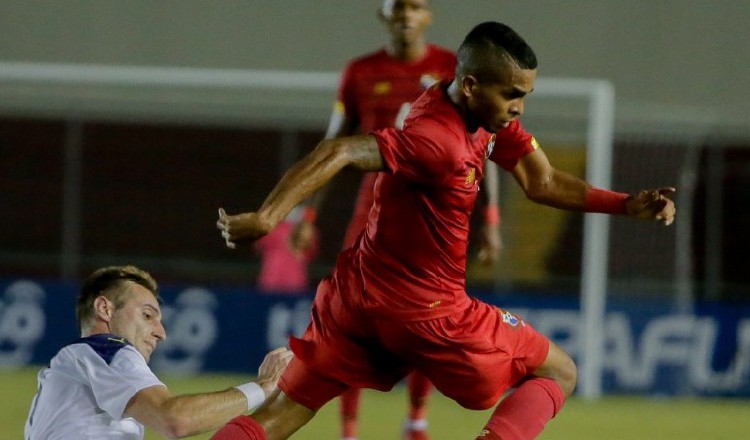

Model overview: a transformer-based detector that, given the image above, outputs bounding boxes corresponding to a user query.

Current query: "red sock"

[479,378,565,440]
[407,372,432,421]
[210,415,266,440]
[340,387,361,439]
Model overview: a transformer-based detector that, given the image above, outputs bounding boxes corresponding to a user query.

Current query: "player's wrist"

[234,382,265,412]
[484,204,500,226]
[302,206,317,224]
[584,187,629,214]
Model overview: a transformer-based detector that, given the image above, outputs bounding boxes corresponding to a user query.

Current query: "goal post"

[547,79,615,401]
[528,78,615,401]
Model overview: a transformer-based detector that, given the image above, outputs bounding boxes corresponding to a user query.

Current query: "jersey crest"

[465,168,476,187]
[498,308,525,328]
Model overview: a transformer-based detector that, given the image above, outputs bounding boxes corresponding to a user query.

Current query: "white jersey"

[24,334,165,440]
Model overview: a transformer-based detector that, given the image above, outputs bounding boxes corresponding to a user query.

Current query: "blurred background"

[1,1,749,434]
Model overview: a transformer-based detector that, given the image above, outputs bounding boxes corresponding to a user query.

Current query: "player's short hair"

[456,21,537,83]
[76,265,160,330]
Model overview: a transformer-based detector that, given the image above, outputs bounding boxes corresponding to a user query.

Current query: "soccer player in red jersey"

[301,1,499,439]
[214,21,676,440]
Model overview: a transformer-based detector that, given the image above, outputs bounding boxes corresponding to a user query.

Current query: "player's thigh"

[388,301,549,410]
[290,276,409,393]
[278,354,349,411]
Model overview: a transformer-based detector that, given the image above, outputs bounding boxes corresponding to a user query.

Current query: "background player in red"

[214,21,676,440]
[302,1,499,439]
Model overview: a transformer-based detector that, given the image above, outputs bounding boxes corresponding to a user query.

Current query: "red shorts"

[279,263,549,411]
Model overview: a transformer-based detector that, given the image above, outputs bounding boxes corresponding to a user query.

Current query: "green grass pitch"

[5,367,747,439]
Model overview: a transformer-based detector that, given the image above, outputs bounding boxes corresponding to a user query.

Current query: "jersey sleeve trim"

[77,333,132,365]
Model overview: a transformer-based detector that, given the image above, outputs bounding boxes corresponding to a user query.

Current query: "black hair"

[456,21,537,81]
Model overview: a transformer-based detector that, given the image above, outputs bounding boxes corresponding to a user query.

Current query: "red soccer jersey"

[361,80,537,321]
[336,44,456,133]
[336,45,456,249]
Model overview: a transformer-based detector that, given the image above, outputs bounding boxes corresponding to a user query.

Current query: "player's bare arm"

[218,135,384,248]
[511,148,589,210]
[512,147,676,225]
[477,163,502,265]
[125,384,244,439]
[124,347,292,438]
[288,101,359,253]
[298,103,359,218]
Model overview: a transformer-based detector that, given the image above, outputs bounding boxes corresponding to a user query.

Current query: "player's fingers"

[218,207,228,221]
[659,205,676,225]
[649,198,668,213]
[666,206,676,225]
[656,187,676,196]
[217,208,229,229]
[267,347,289,356]
[277,352,293,368]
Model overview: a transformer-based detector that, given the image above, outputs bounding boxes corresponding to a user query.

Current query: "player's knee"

[536,343,577,397]
[555,352,577,397]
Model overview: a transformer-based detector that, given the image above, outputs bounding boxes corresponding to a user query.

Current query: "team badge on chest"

[465,167,476,187]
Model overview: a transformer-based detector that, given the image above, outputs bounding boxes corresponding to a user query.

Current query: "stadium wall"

[1,1,748,132]
[1,276,748,397]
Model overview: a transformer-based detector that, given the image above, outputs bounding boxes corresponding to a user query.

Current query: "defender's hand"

[216,208,272,249]
[625,187,676,226]
[255,347,294,397]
